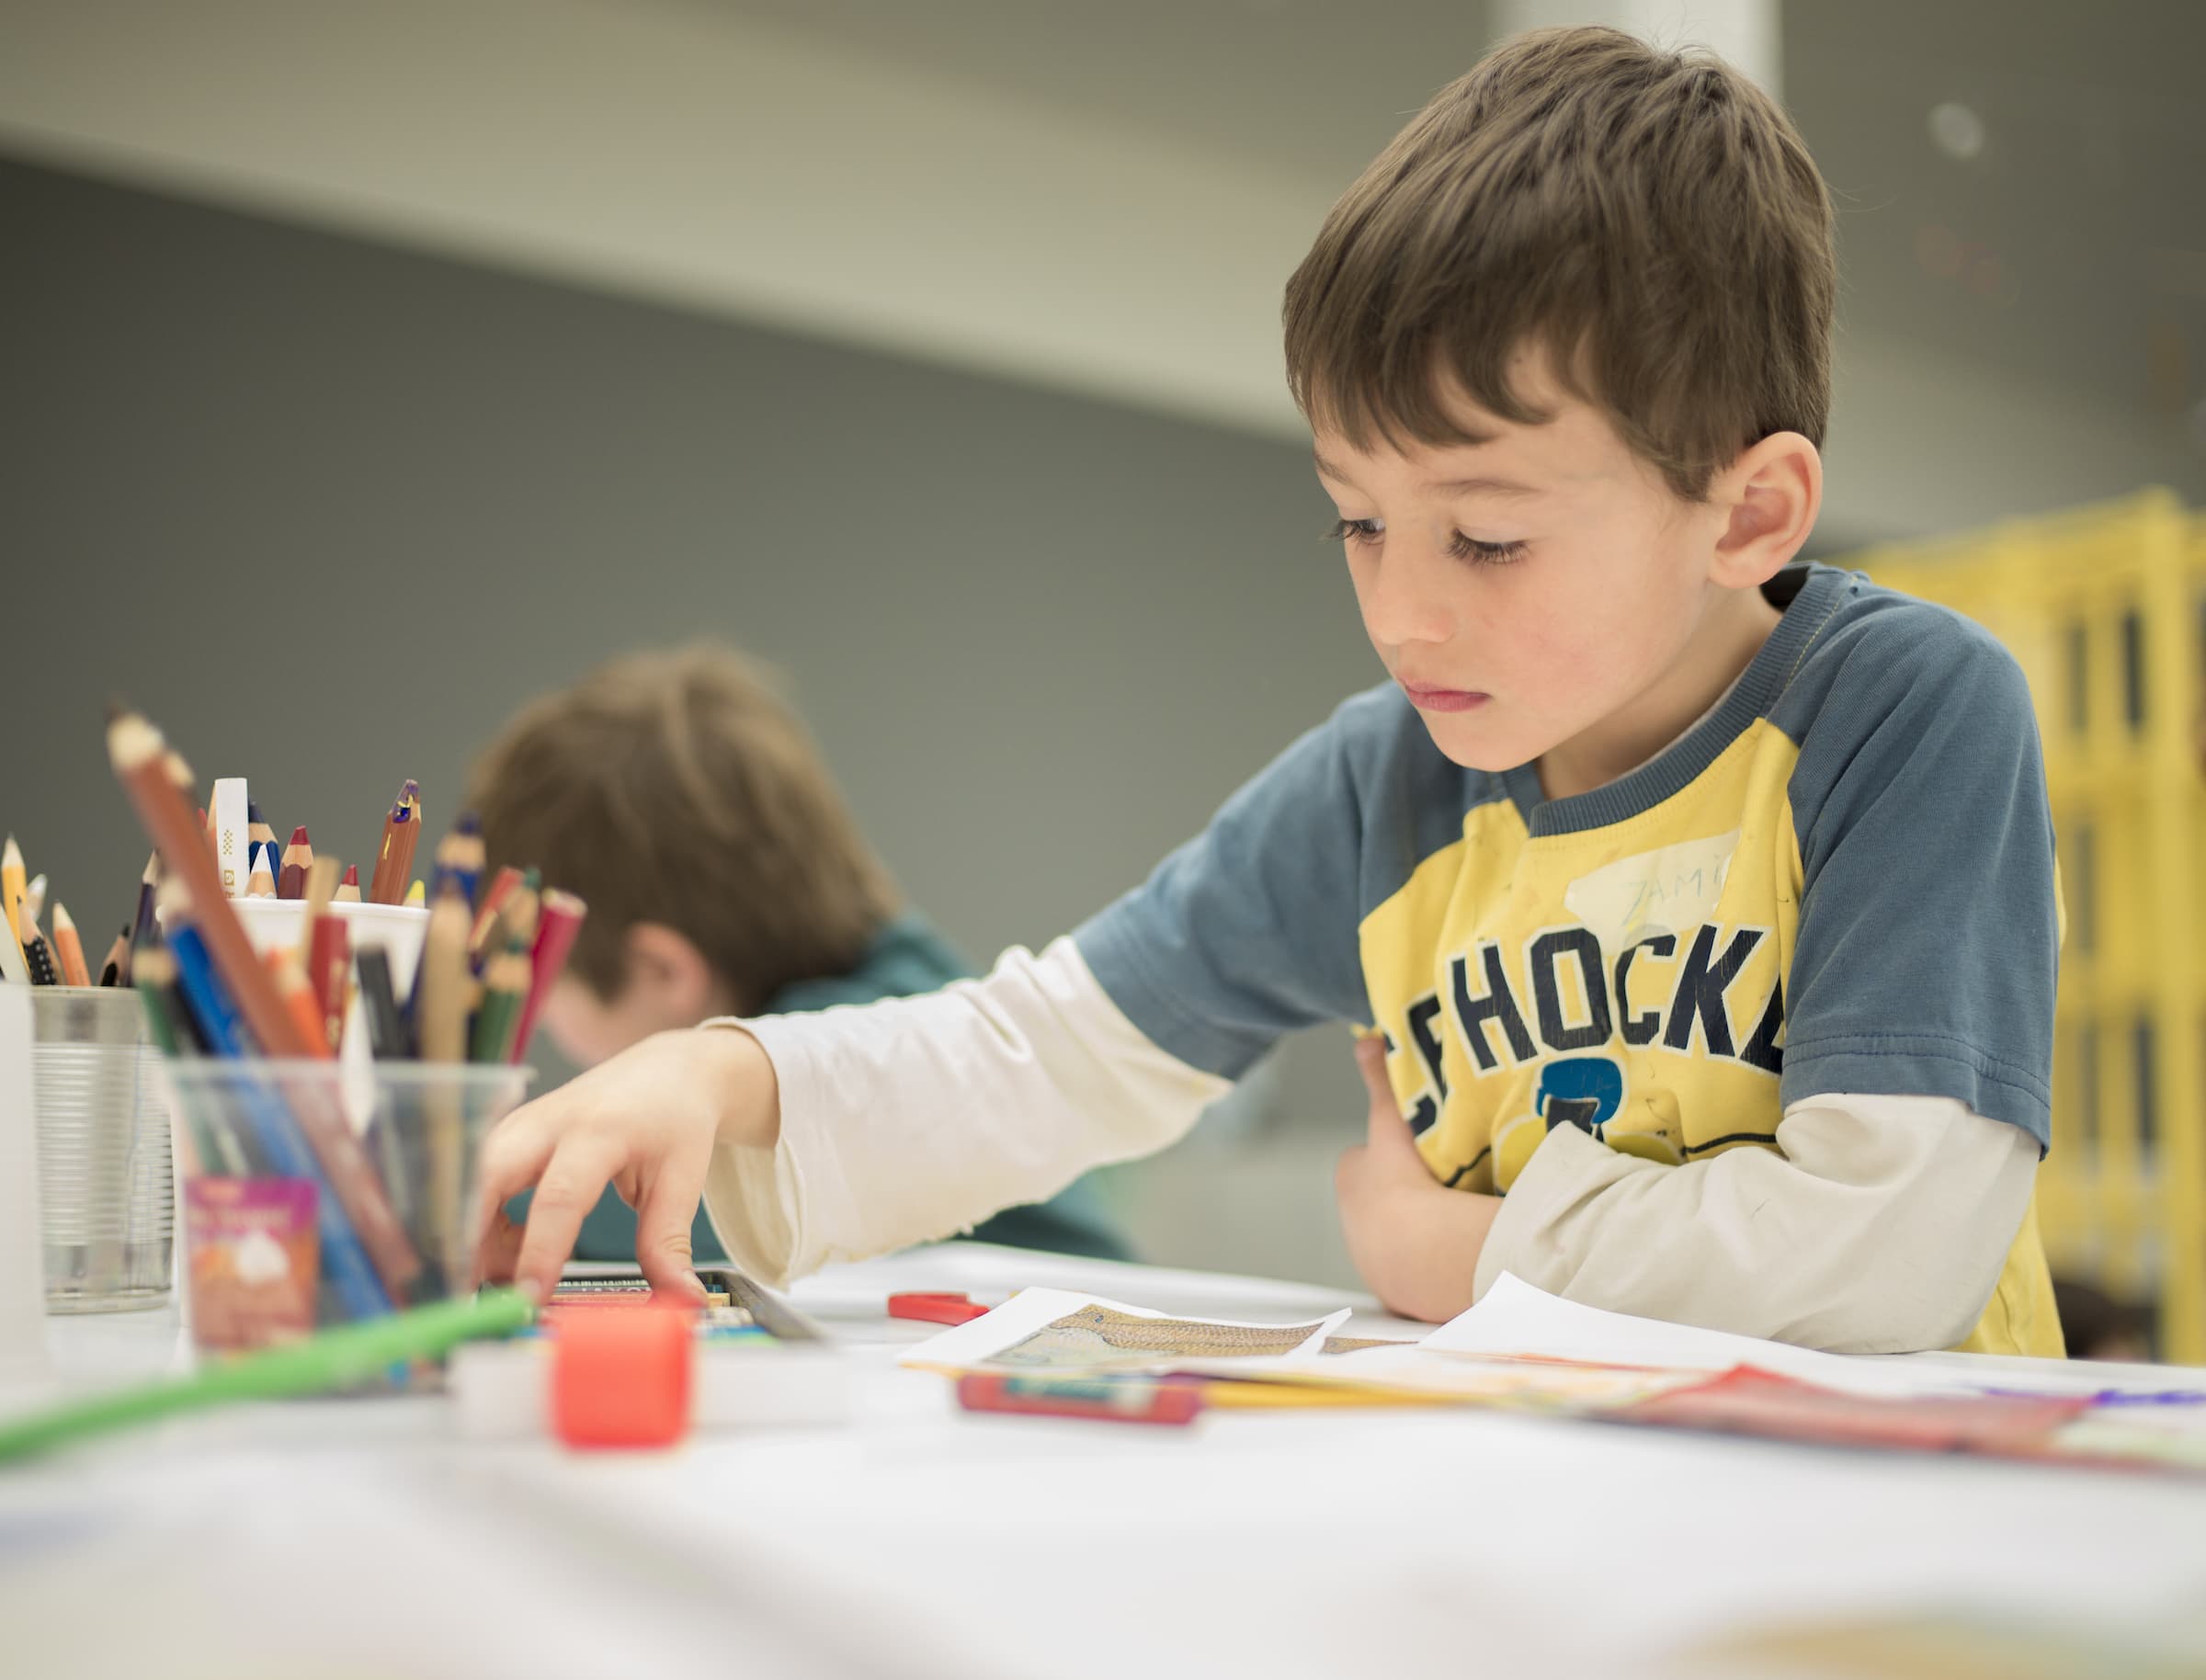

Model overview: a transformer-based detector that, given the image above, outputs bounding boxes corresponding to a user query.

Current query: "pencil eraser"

[549,1303,693,1450]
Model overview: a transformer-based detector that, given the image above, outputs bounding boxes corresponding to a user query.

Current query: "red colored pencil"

[513,889,586,1061]
[278,825,313,901]
[307,914,351,1053]
[367,779,421,906]
[335,864,362,903]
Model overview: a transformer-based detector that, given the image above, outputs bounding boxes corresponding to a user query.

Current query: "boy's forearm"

[1477,1095,2039,1352]
[697,1020,781,1149]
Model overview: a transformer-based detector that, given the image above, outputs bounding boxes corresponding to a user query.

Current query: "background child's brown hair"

[470,644,898,1012]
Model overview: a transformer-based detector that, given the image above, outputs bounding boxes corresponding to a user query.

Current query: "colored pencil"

[124,850,160,982]
[297,854,340,964]
[514,889,586,1061]
[334,865,362,903]
[108,709,419,1299]
[22,931,59,986]
[51,903,91,988]
[20,874,46,939]
[307,914,350,1053]
[132,936,238,1173]
[468,866,523,955]
[278,826,313,901]
[354,946,409,1060]
[415,876,475,1285]
[475,868,541,973]
[267,945,329,1054]
[1,834,28,976]
[246,800,278,880]
[245,840,278,898]
[404,878,425,907]
[367,779,421,906]
[470,932,531,1064]
[434,812,485,910]
[97,925,130,987]
[415,876,473,1064]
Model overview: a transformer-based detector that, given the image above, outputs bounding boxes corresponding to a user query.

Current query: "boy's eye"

[1447,533,1529,566]
[1325,517,1527,566]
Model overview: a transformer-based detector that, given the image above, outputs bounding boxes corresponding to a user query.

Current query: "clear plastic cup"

[163,1058,532,1351]
[30,987,174,1313]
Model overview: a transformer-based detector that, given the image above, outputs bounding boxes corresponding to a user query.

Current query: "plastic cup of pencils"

[165,1058,532,1356]
[28,987,175,1313]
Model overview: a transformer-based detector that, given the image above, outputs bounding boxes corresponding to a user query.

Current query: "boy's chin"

[1416,711,1538,775]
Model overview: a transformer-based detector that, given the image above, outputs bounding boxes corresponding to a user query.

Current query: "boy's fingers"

[634,1177,708,1303]
[510,1138,624,1304]
[471,1095,563,1247]
[1354,1035,1407,1145]
[472,1207,524,1289]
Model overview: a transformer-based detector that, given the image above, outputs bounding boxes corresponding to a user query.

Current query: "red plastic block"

[550,1303,695,1449]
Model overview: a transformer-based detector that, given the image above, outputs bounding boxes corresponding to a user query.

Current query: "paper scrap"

[900,1288,1347,1374]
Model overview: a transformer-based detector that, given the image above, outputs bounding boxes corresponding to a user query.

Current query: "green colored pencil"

[0,1289,534,1463]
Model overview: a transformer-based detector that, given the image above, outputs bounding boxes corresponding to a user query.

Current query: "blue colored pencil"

[163,887,392,1322]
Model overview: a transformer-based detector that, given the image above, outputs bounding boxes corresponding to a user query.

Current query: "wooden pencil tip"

[106,709,164,768]
[290,825,311,845]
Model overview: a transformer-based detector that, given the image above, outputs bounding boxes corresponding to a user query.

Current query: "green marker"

[0,1289,534,1464]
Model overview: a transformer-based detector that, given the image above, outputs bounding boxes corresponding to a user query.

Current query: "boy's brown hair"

[1283,25,1835,501]
[470,645,899,1010]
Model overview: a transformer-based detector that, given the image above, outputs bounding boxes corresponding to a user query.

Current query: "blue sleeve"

[1073,701,1381,1079]
[1777,604,2060,1149]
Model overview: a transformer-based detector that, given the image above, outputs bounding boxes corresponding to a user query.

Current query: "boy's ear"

[1708,431,1822,588]
[622,922,722,1024]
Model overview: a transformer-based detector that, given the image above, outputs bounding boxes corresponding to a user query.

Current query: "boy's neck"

[1536,580,1785,802]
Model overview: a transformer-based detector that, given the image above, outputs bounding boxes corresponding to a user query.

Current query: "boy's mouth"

[1398,679,1490,714]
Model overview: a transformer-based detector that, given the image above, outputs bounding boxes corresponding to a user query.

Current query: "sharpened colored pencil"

[51,903,91,988]
[1,835,28,978]
[367,779,421,906]
[97,925,130,987]
[514,889,586,1061]
[335,864,361,903]
[278,826,313,901]
[22,930,59,986]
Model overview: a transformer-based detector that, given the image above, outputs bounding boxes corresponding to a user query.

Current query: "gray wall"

[1,158,1377,1281]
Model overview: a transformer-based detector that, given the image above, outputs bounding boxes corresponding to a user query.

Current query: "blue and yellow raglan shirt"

[712,565,2060,1356]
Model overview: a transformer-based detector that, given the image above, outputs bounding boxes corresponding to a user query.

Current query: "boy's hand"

[1335,1034,1497,1322]
[471,1027,777,1304]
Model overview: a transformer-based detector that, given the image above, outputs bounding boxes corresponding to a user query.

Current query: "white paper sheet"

[1420,1273,1991,1397]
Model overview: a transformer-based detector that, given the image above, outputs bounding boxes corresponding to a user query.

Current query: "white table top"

[5,1243,2204,1680]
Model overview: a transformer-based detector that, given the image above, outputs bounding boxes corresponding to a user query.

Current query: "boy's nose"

[1361,541,1456,647]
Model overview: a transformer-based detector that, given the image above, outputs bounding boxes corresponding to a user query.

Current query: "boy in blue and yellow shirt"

[477,26,2062,1355]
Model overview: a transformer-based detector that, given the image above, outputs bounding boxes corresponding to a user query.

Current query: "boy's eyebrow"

[1313,449,1542,499]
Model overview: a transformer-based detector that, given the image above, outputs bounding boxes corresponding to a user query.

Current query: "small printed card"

[186,1177,319,1348]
